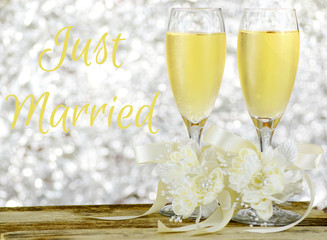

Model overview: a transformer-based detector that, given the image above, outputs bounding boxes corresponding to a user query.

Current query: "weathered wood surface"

[0,202,325,239]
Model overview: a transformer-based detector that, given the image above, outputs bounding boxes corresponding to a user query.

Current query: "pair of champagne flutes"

[164,8,300,226]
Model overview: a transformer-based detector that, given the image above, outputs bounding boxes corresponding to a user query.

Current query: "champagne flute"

[234,8,301,225]
[160,8,226,217]
[166,8,226,144]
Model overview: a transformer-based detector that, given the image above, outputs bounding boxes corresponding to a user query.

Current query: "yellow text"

[6,92,159,134]
[38,26,126,71]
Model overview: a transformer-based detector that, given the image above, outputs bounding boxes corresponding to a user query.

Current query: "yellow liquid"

[166,32,226,123]
[238,30,300,119]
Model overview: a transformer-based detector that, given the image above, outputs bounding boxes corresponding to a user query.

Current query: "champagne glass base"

[232,205,301,226]
[159,204,205,219]
[159,202,218,220]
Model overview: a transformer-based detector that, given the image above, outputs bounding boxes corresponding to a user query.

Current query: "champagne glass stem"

[251,117,281,152]
[182,117,207,146]
[257,127,274,152]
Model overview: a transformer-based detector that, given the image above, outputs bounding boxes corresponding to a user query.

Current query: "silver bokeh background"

[0,0,326,208]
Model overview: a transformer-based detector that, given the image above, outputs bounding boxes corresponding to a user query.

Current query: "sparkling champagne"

[238,30,300,119]
[166,32,226,123]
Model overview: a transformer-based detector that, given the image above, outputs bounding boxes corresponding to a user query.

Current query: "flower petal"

[256,204,273,221]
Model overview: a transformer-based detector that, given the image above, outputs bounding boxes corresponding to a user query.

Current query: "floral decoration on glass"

[229,142,304,223]
[156,143,226,221]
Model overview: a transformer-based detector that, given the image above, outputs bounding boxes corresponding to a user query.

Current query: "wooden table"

[0,202,326,239]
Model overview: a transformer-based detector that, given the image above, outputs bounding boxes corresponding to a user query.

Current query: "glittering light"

[6,200,22,207]
[34,178,43,188]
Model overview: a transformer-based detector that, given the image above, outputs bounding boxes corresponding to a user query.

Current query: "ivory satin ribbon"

[95,125,323,235]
